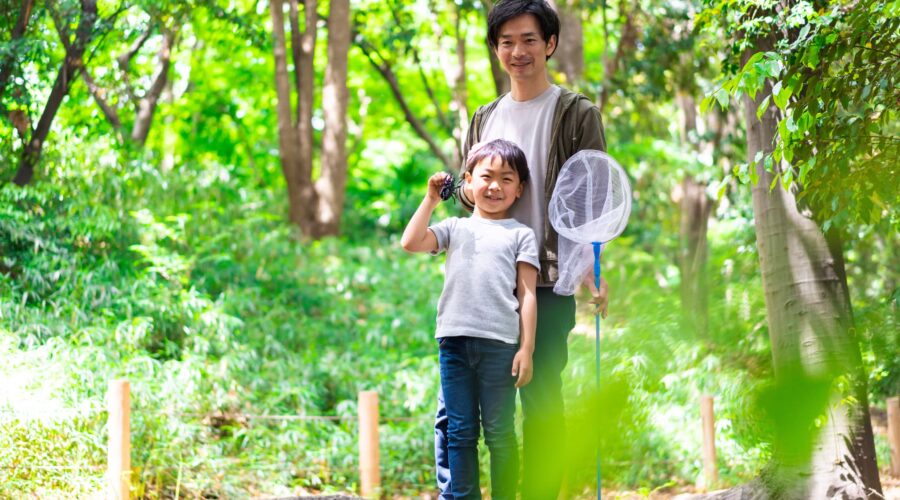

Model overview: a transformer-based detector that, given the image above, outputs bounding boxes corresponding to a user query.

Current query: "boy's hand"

[512,349,533,388]
[427,172,451,202]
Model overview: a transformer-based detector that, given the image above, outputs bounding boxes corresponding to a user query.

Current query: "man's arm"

[576,100,607,153]
[574,99,609,314]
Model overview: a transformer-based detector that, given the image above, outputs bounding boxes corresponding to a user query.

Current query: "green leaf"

[799,157,816,185]
[785,113,798,133]
[797,111,813,133]
[700,95,713,114]
[778,119,790,143]
[769,172,780,191]
[806,45,820,68]
[715,88,730,110]
[782,166,793,190]
[773,81,792,109]
[757,95,771,119]
[717,176,731,200]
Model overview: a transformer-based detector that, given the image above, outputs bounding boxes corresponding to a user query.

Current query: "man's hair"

[465,139,530,184]
[487,0,560,59]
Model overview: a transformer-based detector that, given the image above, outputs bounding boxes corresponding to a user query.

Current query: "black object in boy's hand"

[439,174,464,203]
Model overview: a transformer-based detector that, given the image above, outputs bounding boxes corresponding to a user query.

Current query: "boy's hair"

[487,0,560,60]
[465,139,530,185]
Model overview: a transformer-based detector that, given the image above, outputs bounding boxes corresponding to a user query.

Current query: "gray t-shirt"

[481,85,561,268]
[429,216,540,344]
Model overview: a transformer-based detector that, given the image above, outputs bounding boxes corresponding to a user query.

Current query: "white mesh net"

[548,150,632,295]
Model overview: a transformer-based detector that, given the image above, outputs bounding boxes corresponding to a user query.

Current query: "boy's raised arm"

[400,173,447,254]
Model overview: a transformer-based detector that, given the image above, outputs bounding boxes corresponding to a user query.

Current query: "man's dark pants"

[435,288,575,499]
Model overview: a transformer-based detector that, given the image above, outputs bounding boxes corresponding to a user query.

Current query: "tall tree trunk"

[547,0,583,84]
[481,0,509,96]
[679,176,711,338]
[14,0,97,186]
[291,0,319,233]
[450,2,468,167]
[677,92,712,339]
[315,0,350,237]
[271,0,318,235]
[738,36,882,498]
[598,0,638,112]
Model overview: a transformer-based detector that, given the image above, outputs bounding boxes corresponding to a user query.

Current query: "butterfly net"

[548,150,632,295]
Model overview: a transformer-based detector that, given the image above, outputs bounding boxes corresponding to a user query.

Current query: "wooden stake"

[358,390,380,498]
[108,379,131,500]
[888,396,900,478]
[700,395,717,490]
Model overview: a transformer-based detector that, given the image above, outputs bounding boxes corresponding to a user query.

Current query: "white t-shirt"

[480,85,561,263]
[429,216,540,344]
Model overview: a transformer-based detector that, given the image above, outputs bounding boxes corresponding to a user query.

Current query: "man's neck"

[509,76,552,102]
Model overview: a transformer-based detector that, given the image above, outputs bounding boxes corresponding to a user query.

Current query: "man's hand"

[512,349,533,388]
[583,274,609,318]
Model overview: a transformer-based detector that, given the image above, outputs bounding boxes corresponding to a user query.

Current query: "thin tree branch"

[81,69,123,131]
[398,0,452,133]
[116,27,153,71]
[131,28,176,145]
[356,37,453,170]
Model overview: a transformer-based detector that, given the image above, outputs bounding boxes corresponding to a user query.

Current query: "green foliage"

[1,0,897,496]
[699,0,899,231]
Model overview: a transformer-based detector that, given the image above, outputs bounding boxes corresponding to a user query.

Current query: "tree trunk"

[271,0,318,235]
[677,92,712,338]
[598,0,638,112]
[679,176,711,338]
[547,0,583,84]
[450,2,469,167]
[315,0,350,237]
[481,0,509,96]
[291,0,319,234]
[131,28,175,146]
[14,0,97,186]
[736,36,883,498]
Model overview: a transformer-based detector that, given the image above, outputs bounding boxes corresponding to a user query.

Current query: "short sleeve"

[428,217,457,255]
[516,227,540,271]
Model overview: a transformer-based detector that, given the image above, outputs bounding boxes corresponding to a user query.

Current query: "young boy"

[401,139,538,500]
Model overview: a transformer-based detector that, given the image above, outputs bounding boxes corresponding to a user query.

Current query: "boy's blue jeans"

[437,336,519,500]
[435,289,575,499]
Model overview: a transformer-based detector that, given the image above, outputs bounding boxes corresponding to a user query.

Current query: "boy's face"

[494,14,556,84]
[465,156,524,220]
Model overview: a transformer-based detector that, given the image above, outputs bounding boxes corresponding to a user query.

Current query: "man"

[434,1,609,498]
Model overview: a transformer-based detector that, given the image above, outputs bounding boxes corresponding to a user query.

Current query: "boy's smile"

[465,156,524,220]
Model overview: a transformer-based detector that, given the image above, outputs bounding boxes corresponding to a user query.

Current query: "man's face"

[494,14,556,83]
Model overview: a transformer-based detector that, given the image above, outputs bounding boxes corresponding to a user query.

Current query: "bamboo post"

[888,396,900,477]
[358,390,380,498]
[108,379,131,500]
[700,395,717,490]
